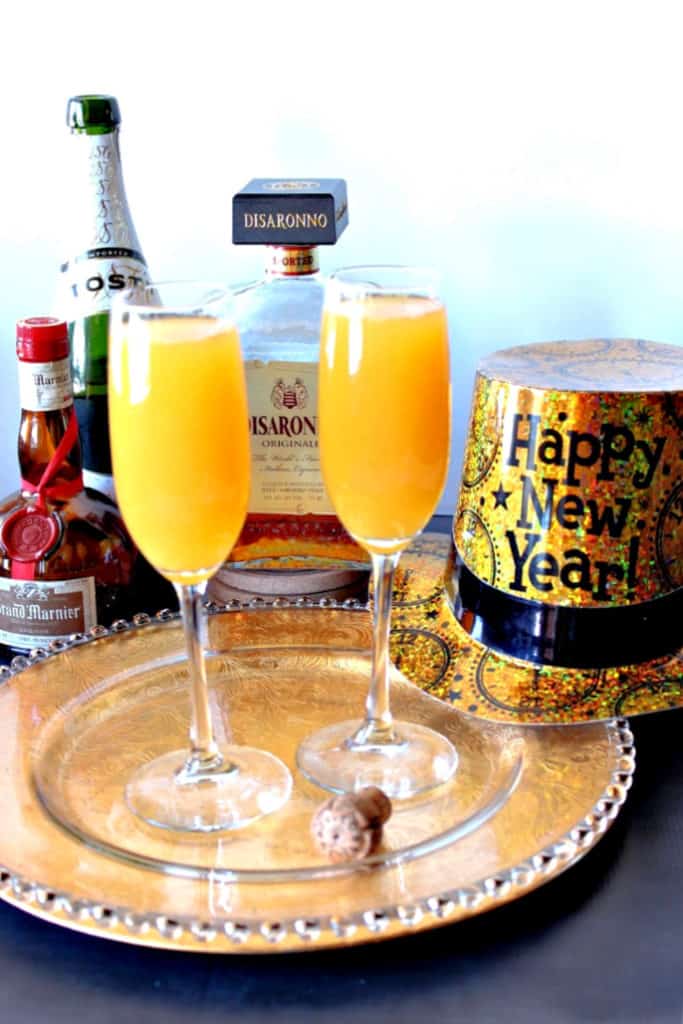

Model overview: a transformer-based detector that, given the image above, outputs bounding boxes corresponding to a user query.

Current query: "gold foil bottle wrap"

[266,246,319,277]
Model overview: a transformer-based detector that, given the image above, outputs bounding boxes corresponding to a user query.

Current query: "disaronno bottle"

[0,318,136,665]
[213,179,369,601]
[58,94,150,501]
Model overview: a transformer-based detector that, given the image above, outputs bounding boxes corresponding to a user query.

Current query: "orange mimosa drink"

[109,317,250,583]
[319,294,450,552]
[297,268,457,800]
[108,282,291,836]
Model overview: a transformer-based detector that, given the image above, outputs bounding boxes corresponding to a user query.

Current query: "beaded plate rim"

[0,604,636,953]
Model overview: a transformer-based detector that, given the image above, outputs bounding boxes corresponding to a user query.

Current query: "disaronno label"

[245,360,335,516]
[18,358,72,412]
[243,212,328,230]
[0,576,97,650]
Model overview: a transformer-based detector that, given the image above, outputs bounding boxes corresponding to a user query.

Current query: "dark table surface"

[1,518,681,1024]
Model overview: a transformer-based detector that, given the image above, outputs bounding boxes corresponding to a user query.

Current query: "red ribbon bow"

[20,407,83,512]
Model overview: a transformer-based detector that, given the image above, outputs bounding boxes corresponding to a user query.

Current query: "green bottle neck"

[70,124,117,136]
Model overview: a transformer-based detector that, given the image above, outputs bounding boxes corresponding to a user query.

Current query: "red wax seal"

[0,507,61,562]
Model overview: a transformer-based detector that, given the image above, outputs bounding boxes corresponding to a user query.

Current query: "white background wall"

[1,0,682,514]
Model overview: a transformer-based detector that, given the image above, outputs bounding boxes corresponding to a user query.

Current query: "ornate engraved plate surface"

[0,604,634,953]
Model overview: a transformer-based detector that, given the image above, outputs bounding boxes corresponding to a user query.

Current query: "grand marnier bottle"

[0,318,136,665]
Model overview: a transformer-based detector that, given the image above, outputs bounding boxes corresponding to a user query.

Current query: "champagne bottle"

[58,94,150,501]
[56,95,177,618]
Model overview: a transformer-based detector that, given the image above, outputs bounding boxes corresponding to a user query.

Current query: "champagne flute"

[109,281,292,832]
[296,266,458,798]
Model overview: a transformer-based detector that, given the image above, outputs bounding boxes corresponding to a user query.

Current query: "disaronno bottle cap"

[232,179,348,246]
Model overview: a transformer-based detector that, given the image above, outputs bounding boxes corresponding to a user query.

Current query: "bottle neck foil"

[265,246,319,277]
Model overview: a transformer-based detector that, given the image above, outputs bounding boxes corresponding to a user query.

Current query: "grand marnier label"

[0,576,97,650]
[245,360,335,516]
[18,358,72,412]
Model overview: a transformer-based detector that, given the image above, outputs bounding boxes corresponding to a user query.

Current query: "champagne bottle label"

[61,250,149,319]
[245,360,335,516]
[0,576,97,650]
[18,358,72,412]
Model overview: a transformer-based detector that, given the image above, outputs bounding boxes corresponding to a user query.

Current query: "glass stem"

[354,552,401,746]
[176,582,225,777]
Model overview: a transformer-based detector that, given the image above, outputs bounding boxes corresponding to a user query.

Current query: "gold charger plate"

[0,604,634,953]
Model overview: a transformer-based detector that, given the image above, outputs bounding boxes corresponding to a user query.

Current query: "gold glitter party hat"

[390,338,683,724]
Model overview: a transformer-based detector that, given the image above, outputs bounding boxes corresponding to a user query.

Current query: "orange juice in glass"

[297,267,458,799]
[109,315,250,583]
[319,293,450,552]
[108,282,292,833]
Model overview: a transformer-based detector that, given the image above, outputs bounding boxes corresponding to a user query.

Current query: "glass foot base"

[296,719,458,799]
[125,746,292,833]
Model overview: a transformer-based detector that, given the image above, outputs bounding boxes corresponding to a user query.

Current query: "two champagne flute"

[108,268,456,835]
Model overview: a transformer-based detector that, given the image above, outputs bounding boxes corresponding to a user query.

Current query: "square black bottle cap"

[233,179,348,245]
